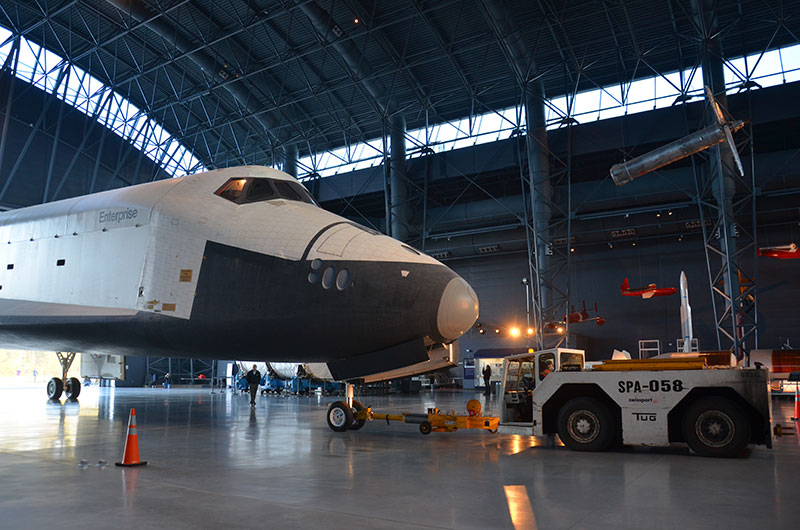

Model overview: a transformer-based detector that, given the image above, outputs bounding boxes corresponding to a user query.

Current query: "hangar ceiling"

[1,0,797,173]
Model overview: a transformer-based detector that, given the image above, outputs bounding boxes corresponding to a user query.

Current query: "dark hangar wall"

[451,223,800,361]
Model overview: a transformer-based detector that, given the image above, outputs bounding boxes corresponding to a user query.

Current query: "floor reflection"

[1,387,799,530]
[504,485,537,529]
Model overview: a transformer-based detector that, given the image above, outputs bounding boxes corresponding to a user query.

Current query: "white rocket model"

[679,271,693,352]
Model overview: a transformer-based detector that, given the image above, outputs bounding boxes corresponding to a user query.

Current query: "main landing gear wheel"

[47,378,64,400]
[327,401,354,432]
[557,398,616,451]
[65,377,81,400]
[682,397,751,458]
[350,400,366,430]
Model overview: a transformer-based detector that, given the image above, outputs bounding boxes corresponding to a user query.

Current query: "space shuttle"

[0,166,479,396]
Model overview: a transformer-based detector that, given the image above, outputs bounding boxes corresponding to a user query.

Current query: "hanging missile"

[679,271,693,353]
[610,120,745,186]
[611,86,745,186]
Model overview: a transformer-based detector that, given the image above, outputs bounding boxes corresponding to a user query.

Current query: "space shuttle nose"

[436,277,479,341]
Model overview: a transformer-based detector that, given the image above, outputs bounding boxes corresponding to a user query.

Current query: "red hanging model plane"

[564,301,605,326]
[620,278,678,299]
[757,243,799,259]
[542,301,606,332]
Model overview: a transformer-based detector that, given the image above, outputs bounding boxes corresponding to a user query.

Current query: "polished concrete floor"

[1,383,798,530]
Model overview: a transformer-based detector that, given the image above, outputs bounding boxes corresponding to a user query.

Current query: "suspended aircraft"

[620,277,678,298]
[542,301,605,329]
[757,243,799,259]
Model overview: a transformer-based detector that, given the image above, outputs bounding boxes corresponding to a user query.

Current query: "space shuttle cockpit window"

[216,178,248,203]
[215,177,318,206]
[273,180,302,201]
[244,179,276,202]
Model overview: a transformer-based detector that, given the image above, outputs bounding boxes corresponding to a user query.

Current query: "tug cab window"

[215,177,317,205]
[538,353,555,381]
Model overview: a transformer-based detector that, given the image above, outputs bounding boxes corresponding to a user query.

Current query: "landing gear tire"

[65,377,81,400]
[350,400,366,430]
[557,397,616,451]
[419,421,432,435]
[327,401,354,432]
[682,397,751,458]
[47,377,63,400]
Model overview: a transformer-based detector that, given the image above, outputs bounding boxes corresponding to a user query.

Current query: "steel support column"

[389,114,409,242]
[480,0,570,349]
[692,0,758,359]
[284,143,298,178]
[300,0,409,240]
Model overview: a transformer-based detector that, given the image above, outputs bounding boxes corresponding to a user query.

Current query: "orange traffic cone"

[115,408,147,467]
[793,388,800,422]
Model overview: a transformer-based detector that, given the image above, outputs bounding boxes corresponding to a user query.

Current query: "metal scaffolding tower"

[692,0,758,360]
[693,108,759,360]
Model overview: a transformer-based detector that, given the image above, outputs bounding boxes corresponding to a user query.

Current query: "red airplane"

[563,301,605,326]
[757,243,799,259]
[620,278,678,299]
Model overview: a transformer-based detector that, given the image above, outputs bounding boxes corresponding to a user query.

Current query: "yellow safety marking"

[161,303,176,311]
[179,269,193,282]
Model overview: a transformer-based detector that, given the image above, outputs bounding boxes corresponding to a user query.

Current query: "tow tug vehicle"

[497,348,772,457]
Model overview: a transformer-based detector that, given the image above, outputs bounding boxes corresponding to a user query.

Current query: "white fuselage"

[0,166,479,377]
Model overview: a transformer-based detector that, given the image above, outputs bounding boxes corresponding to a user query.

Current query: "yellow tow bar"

[353,399,500,435]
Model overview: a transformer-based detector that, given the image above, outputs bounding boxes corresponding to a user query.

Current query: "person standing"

[482,364,492,396]
[246,365,262,406]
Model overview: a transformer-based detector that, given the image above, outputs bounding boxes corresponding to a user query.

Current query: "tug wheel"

[326,401,354,432]
[682,397,750,458]
[557,398,615,451]
[419,421,432,435]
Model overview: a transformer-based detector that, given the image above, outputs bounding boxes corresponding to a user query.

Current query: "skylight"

[297,43,800,180]
[0,25,205,178]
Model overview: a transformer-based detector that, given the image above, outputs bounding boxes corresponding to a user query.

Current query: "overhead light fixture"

[510,327,521,338]
[608,242,613,249]
[570,247,575,253]
[656,211,661,218]
[479,329,485,334]
[556,326,564,334]
[495,329,501,334]
[526,327,534,335]
[354,17,360,23]
[632,242,637,246]
[668,210,673,216]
